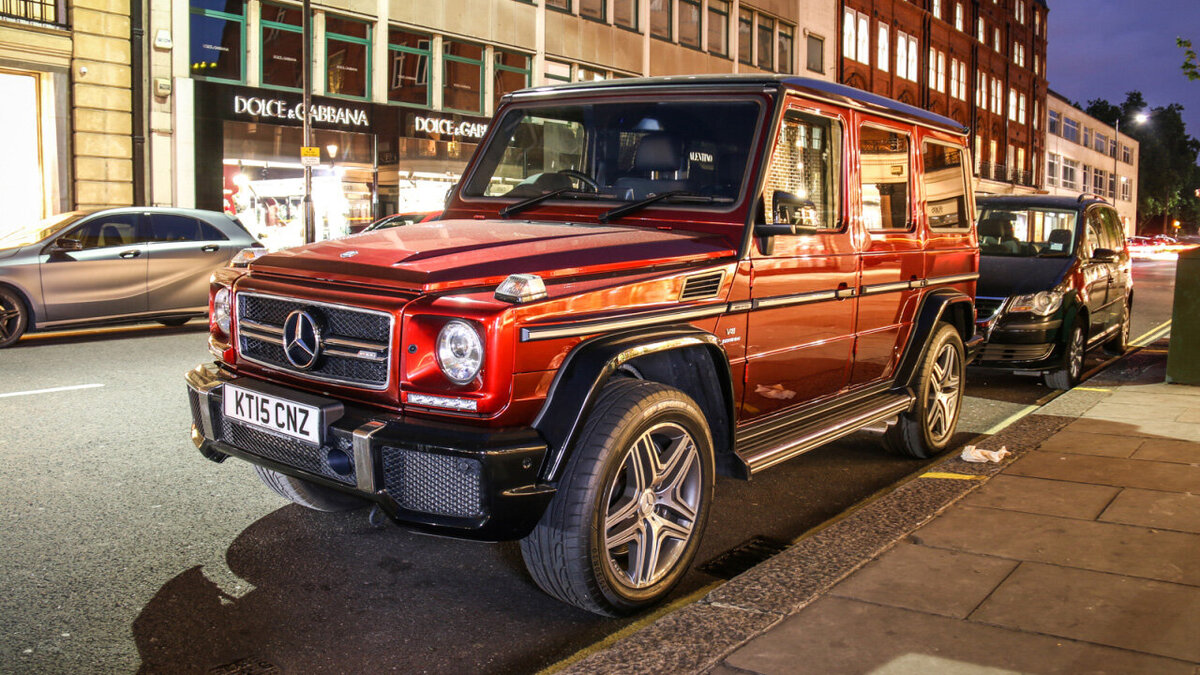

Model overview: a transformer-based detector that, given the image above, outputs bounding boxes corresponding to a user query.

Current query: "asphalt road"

[0,258,1178,674]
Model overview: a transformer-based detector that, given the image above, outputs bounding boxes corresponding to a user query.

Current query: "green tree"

[1181,38,1200,82]
[1087,92,1200,234]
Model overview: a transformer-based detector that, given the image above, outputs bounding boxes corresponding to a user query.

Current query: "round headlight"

[213,287,232,336]
[436,320,483,385]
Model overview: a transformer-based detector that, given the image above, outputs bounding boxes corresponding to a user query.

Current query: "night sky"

[1047,0,1200,140]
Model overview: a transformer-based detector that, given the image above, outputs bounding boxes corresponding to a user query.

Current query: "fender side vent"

[680,271,724,301]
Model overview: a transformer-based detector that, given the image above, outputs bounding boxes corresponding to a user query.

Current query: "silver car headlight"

[436,319,483,384]
[213,287,232,335]
[1008,290,1063,317]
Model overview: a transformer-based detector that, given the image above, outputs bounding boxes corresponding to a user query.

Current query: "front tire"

[520,379,715,616]
[253,465,367,512]
[1044,322,1085,390]
[884,323,965,459]
[0,287,28,349]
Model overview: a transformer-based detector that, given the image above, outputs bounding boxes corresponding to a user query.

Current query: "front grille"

[381,446,483,518]
[236,292,393,390]
[187,388,204,430]
[979,342,1055,363]
[975,296,1006,320]
[218,415,356,486]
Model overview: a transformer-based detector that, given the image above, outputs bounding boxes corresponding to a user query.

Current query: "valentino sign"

[233,95,369,128]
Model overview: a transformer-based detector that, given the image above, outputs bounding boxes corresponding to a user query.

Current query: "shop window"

[921,141,968,229]
[494,50,531,111]
[388,28,431,108]
[189,0,245,82]
[738,8,752,64]
[546,0,570,11]
[545,60,571,83]
[756,16,774,70]
[326,16,370,99]
[764,111,842,230]
[580,0,604,21]
[806,34,823,73]
[0,71,46,225]
[707,0,728,56]
[860,126,911,231]
[260,2,303,90]
[444,40,484,114]
[650,0,670,40]
[777,23,793,73]
[576,66,606,82]
[678,0,700,48]
[614,0,637,30]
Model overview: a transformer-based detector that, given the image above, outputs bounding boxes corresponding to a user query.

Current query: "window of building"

[1082,164,1091,190]
[989,139,997,164]
[580,0,605,21]
[1034,100,1039,129]
[843,10,869,65]
[1083,126,1092,148]
[326,15,370,99]
[260,2,303,90]
[976,70,985,108]
[974,134,982,173]
[1008,88,1017,121]
[897,31,908,79]
[1121,144,1131,163]
[1062,117,1079,143]
[1093,167,1105,194]
[954,3,963,31]
[1034,9,1041,34]
[650,0,671,39]
[806,34,824,73]
[922,141,969,229]
[679,0,701,47]
[614,0,637,30]
[860,126,911,231]
[1034,53,1039,74]
[932,0,941,21]
[1047,152,1059,186]
[1062,158,1078,189]
[493,50,530,111]
[546,0,570,11]
[190,0,245,82]
[898,32,918,81]
[575,65,605,81]
[1108,172,1116,199]
[1016,0,1025,23]
[545,59,571,83]
[757,15,775,69]
[993,27,1001,52]
[1048,109,1060,135]
[777,22,794,73]
[928,48,945,92]
[878,23,889,71]
[991,77,1001,115]
[765,111,843,230]
[708,0,729,56]
[1120,177,1131,201]
[1108,139,1117,158]
[1017,147,1025,174]
[443,40,484,113]
[1018,93,1026,125]
[977,17,984,43]
[1094,131,1108,153]
[739,9,753,64]
[387,27,431,107]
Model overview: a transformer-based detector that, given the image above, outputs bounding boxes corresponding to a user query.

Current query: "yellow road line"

[981,403,1041,436]
[1131,319,1172,347]
[1075,387,1112,392]
[921,472,987,481]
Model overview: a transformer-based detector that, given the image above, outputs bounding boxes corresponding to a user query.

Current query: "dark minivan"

[973,194,1132,389]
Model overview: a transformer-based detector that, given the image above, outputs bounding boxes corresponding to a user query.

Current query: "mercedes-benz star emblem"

[282,310,322,370]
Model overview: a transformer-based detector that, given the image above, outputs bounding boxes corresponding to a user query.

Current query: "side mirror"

[54,237,82,251]
[1091,247,1118,262]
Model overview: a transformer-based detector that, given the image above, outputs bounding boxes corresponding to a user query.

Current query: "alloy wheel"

[924,342,962,443]
[1068,326,1085,381]
[602,421,702,589]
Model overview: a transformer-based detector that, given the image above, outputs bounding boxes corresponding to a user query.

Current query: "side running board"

[735,391,914,475]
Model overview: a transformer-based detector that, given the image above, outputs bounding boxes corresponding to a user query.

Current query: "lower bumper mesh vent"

[381,446,483,518]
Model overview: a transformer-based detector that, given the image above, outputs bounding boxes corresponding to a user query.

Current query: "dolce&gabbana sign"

[231,94,370,129]
[409,113,489,142]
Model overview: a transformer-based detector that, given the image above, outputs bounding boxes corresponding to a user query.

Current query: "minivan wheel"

[1045,323,1085,390]
[884,323,964,459]
[0,287,28,349]
[1103,302,1131,356]
[520,378,714,616]
[253,465,368,512]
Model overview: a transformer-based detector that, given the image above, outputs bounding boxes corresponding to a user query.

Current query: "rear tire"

[253,465,367,512]
[1044,322,1085,390]
[520,379,715,616]
[884,323,965,459]
[1103,302,1130,356]
[0,287,28,349]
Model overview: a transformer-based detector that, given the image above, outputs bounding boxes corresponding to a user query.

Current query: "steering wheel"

[557,170,600,192]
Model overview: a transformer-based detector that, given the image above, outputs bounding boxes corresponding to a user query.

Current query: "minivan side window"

[921,141,969,229]
[1085,211,1109,258]
[763,110,842,230]
[860,126,911,231]
[1099,208,1125,251]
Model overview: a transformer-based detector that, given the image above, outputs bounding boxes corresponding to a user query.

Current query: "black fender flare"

[532,325,736,482]
[892,289,978,392]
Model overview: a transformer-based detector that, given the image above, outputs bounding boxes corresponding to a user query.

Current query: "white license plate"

[223,384,321,445]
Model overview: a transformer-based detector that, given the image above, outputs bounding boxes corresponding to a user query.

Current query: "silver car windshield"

[463,99,762,206]
[0,211,89,248]
[978,208,1078,257]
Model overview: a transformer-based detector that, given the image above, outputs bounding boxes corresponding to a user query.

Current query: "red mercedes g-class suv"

[186,75,981,615]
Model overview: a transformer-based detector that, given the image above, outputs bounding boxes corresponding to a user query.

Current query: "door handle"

[201,244,219,253]
[119,249,141,258]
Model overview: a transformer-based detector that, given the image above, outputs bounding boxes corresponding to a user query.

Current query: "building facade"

[146,0,837,245]
[1043,91,1140,233]
[838,0,1047,195]
[1,0,135,226]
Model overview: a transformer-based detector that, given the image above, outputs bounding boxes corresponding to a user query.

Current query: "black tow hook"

[367,504,388,529]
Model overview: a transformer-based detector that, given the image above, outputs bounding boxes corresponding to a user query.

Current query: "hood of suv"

[250,219,738,291]
[978,255,1074,298]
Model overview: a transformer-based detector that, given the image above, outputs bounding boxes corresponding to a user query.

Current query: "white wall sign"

[232,95,369,128]
[413,115,488,141]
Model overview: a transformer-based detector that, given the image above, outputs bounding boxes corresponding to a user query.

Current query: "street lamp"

[1113,111,1147,212]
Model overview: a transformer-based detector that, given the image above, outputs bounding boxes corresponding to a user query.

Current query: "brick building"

[839,0,1047,194]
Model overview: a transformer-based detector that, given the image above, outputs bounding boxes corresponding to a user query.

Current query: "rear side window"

[1099,208,1126,250]
[151,214,228,242]
[763,110,842,230]
[859,126,911,231]
[921,141,969,229]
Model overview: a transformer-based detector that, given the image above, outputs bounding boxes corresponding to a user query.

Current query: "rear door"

[39,213,149,323]
[146,213,232,313]
[1080,209,1111,336]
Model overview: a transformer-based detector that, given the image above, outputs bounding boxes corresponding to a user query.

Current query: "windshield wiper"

[599,191,727,223]
[499,188,607,219]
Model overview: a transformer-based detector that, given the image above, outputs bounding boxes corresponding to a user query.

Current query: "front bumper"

[973,314,1064,370]
[185,362,554,541]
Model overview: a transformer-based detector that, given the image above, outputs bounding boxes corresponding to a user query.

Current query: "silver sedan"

[0,207,260,347]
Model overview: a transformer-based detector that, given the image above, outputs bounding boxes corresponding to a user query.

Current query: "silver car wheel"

[925,342,961,443]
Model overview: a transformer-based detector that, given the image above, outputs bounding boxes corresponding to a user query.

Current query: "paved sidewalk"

[563,343,1200,674]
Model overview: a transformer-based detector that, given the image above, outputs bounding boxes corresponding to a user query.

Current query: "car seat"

[98,223,131,248]
[614,134,689,200]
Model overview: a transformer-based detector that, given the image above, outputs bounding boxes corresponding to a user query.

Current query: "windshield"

[977,207,1078,257]
[0,211,90,248]
[463,99,762,209]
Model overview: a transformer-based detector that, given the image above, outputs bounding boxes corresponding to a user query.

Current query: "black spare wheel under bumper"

[185,362,555,541]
